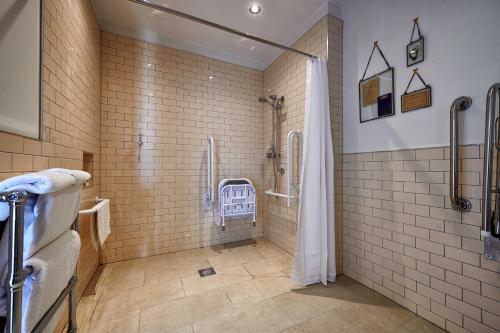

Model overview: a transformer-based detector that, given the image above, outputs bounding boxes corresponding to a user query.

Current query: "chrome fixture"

[128,0,318,59]
[259,95,285,192]
[265,129,302,208]
[287,130,302,207]
[137,132,144,162]
[249,4,261,14]
[482,83,500,260]
[0,190,79,333]
[449,96,472,212]
[206,136,215,203]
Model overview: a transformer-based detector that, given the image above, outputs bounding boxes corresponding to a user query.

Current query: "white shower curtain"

[291,58,335,286]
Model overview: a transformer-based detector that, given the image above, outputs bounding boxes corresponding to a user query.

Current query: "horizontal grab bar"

[78,198,108,215]
[265,190,294,199]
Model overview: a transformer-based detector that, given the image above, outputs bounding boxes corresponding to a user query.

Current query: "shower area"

[96,2,344,267]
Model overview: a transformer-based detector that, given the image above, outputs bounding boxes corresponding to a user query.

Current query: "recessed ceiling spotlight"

[147,63,152,67]
[209,76,214,79]
[249,4,261,15]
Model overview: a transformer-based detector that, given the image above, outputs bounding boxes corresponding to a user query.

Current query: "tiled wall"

[100,32,264,263]
[0,0,101,203]
[0,0,101,331]
[262,15,343,273]
[343,145,500,333]
[328,15,344,275]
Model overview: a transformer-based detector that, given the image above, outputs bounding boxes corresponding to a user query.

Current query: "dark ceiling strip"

[128,0,318,59]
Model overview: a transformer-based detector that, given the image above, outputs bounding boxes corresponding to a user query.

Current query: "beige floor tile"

[181,269,253,296]
[143,266,199,287]
[81,311,140,333]
[91,278,185,322]
[217,239,258,253]
[75,241,446,333]
[224,279,267,306]
[272,289,341,324]
[208,246,265,269]
[242,254,292,277]
[75,294,99,327]
[250,276,302,298]
[192,298,295,333]
[280,311,357,333]
[141,252,210,271]
[139,288,234,333]
[253,239,290,258]
[214,264,252,276]
[175,247,222,260]
[392,317,446,333]
[169,325,195,333]
[100,261,145,293]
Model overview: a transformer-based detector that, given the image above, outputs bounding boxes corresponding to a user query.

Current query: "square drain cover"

[198,267,216,277]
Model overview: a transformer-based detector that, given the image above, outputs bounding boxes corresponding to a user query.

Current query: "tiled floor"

[76,238,445,333]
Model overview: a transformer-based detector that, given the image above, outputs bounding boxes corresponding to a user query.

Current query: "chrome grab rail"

[1,190,29,333]
[287,130,302,208]
[0,190,78,333]
[207,136,215,203]
[449,97,472,212]
[482,83,500,238]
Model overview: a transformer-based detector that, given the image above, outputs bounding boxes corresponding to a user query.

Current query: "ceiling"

[91,0,344,70]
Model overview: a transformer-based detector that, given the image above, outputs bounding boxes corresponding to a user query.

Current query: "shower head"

[269,95,278,100]
[452,96,472,111]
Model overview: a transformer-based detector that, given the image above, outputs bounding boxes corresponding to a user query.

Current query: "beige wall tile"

[343,144,500,332]
[262,15,343,274]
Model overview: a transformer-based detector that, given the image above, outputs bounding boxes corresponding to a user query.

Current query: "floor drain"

[198,267,216,277]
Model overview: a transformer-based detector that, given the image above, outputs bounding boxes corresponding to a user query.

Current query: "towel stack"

[0,168,91,333]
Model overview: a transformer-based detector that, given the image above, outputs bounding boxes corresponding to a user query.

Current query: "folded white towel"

[0,184,82,263]
[96,199,110,248]
[49,168,92,184]
[0,169,89,284]
[0,168,91,221]
[0,230,80,333]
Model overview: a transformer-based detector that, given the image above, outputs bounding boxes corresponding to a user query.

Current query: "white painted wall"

[342,0,500,153]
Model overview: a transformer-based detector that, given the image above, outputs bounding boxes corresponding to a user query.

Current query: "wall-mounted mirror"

[359,68,395,123]
[0,0,42,139]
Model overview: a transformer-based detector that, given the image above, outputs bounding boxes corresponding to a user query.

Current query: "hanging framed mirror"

[359,41,395,123]
[0,0,43,139]
[407,17,424,67]
[401,68,432,112]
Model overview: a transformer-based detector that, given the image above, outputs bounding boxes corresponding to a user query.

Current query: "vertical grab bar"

[207,136,215,203]
[4,190,29,333]
[287,130,302,208]
[449,97,472,212]
[482,83,500,239]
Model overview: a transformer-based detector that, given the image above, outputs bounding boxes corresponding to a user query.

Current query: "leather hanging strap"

[404,68,429,94]
[409,17,422,43]
[361,41,391,81]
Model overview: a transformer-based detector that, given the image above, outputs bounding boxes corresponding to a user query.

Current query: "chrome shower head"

[452,96,472,111]
[269,95,278,100]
